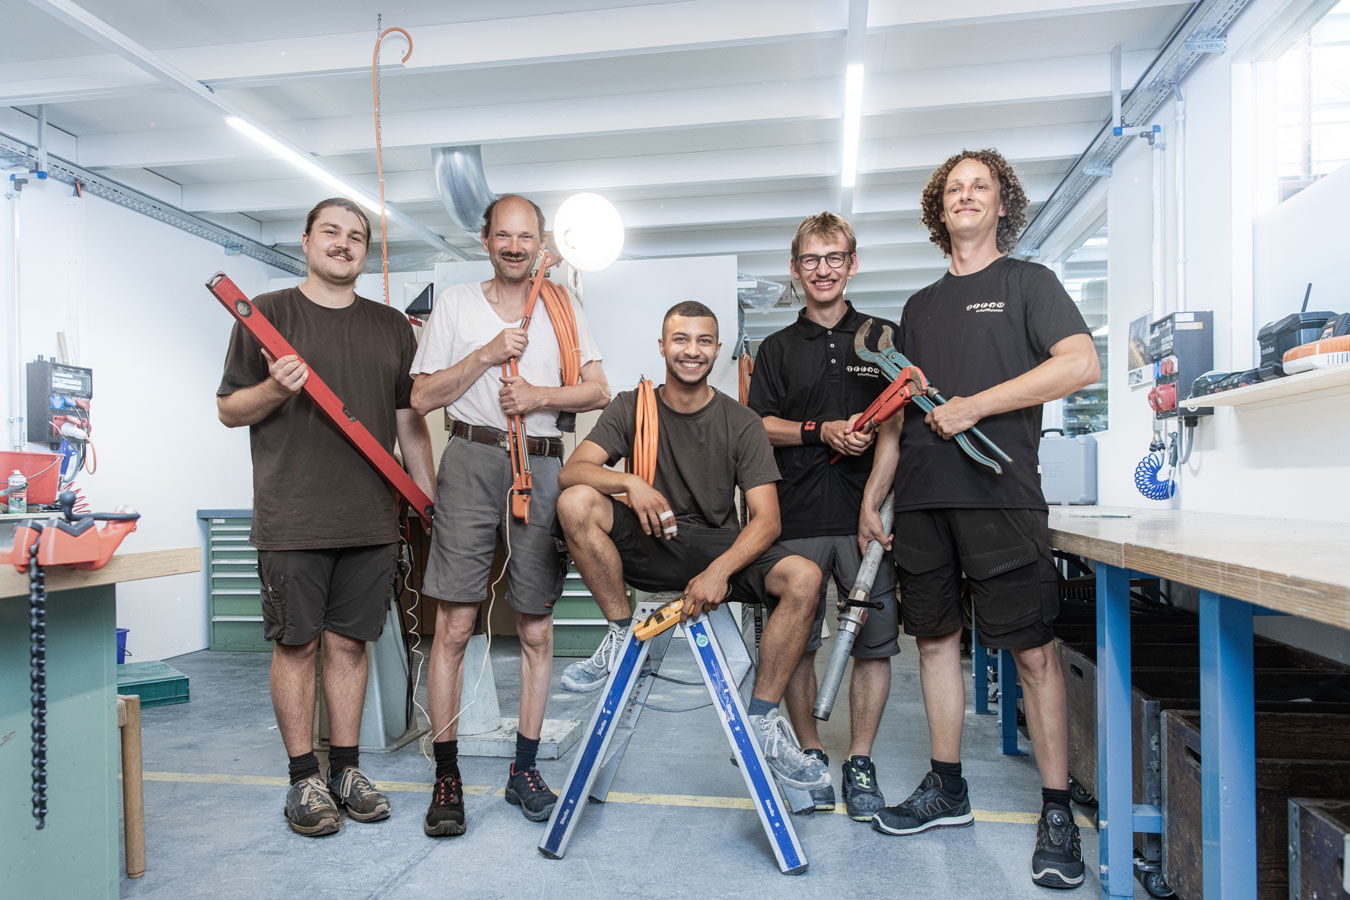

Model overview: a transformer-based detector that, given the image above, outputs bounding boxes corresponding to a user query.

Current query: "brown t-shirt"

[217,287,417,550]
[584,386,779,530]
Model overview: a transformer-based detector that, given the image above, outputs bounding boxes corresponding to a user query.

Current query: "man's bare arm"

[499,359,611,417]
[217,350,307,428]
[681,482,781,619]
[395,408,436,500]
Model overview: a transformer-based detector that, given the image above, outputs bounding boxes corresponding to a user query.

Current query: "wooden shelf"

[1179,362,1350,411]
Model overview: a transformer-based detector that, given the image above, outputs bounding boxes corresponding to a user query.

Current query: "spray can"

[7,469,27,513]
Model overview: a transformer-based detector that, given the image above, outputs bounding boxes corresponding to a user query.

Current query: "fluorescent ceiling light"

[225,116,382,215]
[841,63,865,188]
[1092,323,1109,337]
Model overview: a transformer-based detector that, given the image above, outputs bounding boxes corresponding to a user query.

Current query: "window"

[1053,222,1108,436]
[1265,0,1350,203]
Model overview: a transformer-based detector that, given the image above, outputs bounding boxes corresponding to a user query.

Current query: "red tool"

[205,273,435,527]
[11,489,139,830]
[830,365,928,464]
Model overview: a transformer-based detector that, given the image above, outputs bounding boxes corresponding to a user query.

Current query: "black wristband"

[801,420,823,445]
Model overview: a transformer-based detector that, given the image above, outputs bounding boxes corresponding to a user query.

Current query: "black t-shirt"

[748,301,895,540]
[584,387,780,530]
[895,256,1088,511]
[217,288,417,550]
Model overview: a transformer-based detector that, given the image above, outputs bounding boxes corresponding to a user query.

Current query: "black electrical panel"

[1147,311,1214,421]
[26,357,93,447]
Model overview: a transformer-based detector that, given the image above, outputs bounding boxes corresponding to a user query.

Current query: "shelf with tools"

[1179,363,1350,411]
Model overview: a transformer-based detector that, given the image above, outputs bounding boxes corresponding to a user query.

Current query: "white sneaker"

[560,623,629,692]
[748,708,830,790]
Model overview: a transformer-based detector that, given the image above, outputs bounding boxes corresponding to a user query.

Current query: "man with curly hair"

[859,149,1099,890]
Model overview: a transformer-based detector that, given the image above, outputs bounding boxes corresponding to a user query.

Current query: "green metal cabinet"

[199,510,269,651]
[552,565,632,657]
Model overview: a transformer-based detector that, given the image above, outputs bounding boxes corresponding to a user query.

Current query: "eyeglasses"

[795,252,850,272]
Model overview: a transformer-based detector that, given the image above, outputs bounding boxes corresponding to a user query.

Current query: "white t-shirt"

[410,281,602,438]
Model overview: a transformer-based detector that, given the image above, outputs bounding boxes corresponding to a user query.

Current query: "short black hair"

[304,198,371,242]
[481,194,547,238]
[662,301,718,337]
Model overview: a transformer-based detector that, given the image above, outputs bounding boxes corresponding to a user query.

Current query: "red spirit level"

[206,273,434,526]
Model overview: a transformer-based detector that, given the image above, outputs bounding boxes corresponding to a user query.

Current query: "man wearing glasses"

[747,212,901,822]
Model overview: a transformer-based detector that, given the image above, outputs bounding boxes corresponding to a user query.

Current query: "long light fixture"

[841,63,865,188]
[224,116,382,214]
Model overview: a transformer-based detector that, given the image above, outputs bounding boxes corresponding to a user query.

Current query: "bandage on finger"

[659,509,677,534]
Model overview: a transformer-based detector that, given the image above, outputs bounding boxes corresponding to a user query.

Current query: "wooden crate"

[1288,797,1350,900]
[1161,711,1350,900]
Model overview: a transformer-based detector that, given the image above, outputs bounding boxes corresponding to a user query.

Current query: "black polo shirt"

[748,301,896,540]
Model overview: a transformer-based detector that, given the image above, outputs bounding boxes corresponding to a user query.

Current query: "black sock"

[288,751,320,785]
[1042,787,1072,812]
[931,758,963,780]
[610,616,633,628]
[747,697,777,717]
[433,739,459,781]
[328,744,359,778]
[515,734,540,773]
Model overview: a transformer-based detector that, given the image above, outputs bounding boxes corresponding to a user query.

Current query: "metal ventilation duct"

[432,145,498,237]
[0,131,305,276]
[1015,0,1255,256]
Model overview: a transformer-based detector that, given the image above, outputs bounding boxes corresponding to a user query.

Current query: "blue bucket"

[116,627,130,664]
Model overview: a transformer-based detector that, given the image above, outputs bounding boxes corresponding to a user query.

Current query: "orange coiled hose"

[737,348,753,406]
[627,378,658,487]
[372,26,412,306]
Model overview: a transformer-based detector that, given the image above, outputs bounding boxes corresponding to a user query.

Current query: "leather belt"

[447,417,564,460]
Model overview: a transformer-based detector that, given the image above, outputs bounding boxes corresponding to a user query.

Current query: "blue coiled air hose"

[1134,450,1175,501]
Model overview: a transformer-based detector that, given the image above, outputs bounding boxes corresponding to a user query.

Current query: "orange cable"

[372,26,412,305]
[627,378,658,487]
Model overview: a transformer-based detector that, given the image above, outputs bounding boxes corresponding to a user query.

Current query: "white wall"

[1,178,281,661]
[1039,0,1350,660]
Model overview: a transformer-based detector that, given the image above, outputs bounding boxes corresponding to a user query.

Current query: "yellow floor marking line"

[142,771,1093,827]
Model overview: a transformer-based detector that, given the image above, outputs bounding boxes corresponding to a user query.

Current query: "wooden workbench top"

[1049,507,1350,630]
[0,548,200,599]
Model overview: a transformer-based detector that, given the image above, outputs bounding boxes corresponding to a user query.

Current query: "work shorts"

[422,437,567,616]
[603,497,800,607]
[257,543,399,646]
[891,508,1060,651]
[780,534,900,658]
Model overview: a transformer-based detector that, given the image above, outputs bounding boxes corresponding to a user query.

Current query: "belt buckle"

[495,431,510,451]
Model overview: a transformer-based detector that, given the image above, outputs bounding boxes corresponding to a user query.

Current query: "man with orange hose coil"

[748,212,902,822]
[554,301,829,792]
[410,195,610,836]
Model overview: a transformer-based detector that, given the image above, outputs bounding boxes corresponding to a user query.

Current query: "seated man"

[554,300,828,790]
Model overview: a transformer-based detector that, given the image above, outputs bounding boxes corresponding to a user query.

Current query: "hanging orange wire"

[372,26,412,305]
[626,378,658,487]
[737,344,754,406]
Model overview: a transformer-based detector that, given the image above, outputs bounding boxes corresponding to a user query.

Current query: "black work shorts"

[891,508,1059,651]
[257,543,399,646]
[605,498,796,606]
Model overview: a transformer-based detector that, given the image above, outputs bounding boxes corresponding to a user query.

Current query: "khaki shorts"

[780,534,900,659]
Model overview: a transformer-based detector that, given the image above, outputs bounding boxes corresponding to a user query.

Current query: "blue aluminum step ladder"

[539,592,809,875]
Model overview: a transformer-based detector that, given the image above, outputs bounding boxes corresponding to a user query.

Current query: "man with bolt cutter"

[410,195,610,837]
[746,212,903,821]
[860,149,1098,890]
[217,198,437,837]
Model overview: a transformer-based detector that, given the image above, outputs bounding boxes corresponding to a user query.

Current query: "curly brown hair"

[920,149,1028,257]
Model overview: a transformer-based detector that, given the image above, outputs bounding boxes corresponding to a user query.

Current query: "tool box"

[1039,429,1097,505]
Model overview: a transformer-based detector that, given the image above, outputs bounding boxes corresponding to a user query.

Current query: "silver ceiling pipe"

[432,146,498,237]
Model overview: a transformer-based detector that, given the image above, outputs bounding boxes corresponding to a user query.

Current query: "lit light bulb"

[554,192,624,271]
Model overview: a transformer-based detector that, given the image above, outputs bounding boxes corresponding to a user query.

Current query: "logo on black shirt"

[846,364,882,378]
[966,301,1006,312]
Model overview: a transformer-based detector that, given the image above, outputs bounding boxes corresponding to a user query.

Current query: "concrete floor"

[117,628,1143,899]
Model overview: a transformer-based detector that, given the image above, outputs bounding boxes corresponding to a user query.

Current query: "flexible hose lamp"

[554,192,624,271]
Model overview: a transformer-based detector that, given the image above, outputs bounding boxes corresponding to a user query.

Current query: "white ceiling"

[6,0,1192,337]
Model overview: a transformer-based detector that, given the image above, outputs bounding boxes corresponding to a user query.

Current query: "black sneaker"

[1031,804,1084,889]
[505,765,557,822]
[842,755,886,822]
[424,773,466,837]
[799,749,836,813]
[327,766,390,822]
[871,770,974,835]
[283,775,340,837]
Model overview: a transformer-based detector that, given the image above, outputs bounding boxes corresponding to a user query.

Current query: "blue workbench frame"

[1094,563,1258,900]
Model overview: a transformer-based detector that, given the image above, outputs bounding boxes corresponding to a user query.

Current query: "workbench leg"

[118,694,145,878]
[998,649,1026,756]
[1095,563,1133,900]
[1199,591,1256,900]
[972,622,991,716]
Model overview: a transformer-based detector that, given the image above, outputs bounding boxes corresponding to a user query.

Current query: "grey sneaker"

[748,708,830,790]
[560,623,629,692]
[284,775,340,836]
[803,749,836,812]
[327,766,390,822]
[842,755,886,821]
